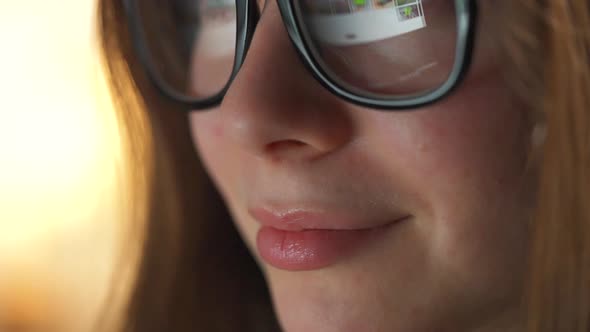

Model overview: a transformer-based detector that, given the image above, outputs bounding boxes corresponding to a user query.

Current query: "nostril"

[265,140,306,154]
[265,140,319,163]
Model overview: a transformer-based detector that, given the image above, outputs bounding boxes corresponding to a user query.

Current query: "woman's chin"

[266,273,400,332]
[271,296,372,332]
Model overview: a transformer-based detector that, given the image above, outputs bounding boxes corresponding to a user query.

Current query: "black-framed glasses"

[124,0,478,111]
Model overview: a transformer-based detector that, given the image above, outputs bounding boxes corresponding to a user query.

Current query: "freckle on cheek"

[212,122,224,138]
[417,141,430,153]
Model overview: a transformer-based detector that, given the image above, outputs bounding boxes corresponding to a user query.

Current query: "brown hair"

[96,0,590,331]
[97,1,278,331]
[527,0,590,331]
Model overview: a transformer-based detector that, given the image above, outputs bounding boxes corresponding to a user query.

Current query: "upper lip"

[248,205,409,232]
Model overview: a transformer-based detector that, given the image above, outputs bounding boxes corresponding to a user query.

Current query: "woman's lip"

[248,206,408,231]
[256,221,403,271]
[249,207,410,270]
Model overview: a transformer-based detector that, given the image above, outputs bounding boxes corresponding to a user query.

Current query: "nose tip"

[222,87,352,161]
[217,1,355,163]
[221,101,354,162]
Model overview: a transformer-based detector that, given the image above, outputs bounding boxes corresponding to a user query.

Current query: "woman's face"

[188,1,533,331]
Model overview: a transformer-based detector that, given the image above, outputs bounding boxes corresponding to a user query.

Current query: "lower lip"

[256,223,395,271]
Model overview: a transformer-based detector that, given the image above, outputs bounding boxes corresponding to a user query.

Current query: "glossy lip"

[250,206,410,271]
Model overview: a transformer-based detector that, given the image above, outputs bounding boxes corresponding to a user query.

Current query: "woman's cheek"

[189,110,235,189]
[367,58,529,212]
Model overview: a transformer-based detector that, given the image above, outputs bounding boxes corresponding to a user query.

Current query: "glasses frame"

[123,0,478,111]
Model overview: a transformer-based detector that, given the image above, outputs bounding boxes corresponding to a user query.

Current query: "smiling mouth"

[250,207,410,271]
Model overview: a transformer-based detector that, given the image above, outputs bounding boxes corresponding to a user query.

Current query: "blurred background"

[0,0,125,331]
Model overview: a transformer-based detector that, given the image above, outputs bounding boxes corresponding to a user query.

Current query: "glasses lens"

[136,0,237,99]
[295,0,459,98]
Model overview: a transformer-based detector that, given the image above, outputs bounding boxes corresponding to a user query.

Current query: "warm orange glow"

[0,1,124,331]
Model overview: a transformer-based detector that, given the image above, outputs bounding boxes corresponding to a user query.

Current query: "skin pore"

[188,1,533,331]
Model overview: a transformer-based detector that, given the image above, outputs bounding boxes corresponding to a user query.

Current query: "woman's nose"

[218,3,354,163]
